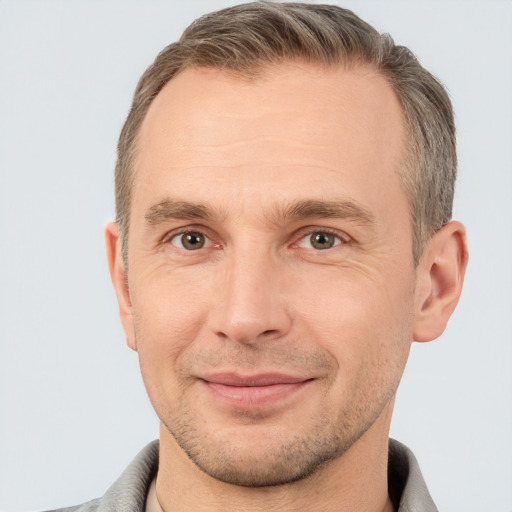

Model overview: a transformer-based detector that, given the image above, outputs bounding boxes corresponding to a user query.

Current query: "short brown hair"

[116,1,456,264]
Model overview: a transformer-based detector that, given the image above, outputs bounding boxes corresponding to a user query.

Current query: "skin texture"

[106,63,468,511]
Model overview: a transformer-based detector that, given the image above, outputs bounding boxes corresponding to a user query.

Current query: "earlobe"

[105,222,137,351]
[413,221,469,342]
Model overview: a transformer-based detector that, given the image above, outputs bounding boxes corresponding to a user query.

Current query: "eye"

[298,231,343,250]
[170,231,209,250]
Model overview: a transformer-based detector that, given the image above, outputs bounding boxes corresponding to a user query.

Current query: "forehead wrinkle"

[174,136,333,151]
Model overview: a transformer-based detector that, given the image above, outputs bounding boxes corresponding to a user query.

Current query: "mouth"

[199,372,314,408]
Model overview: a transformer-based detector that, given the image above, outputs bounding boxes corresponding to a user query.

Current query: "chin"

[165,417,355,487]
[187,442,341,487]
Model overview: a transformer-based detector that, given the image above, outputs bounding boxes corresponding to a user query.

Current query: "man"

[55,2,468,511]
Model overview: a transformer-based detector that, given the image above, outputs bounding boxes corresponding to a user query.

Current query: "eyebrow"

[144,198,375,227]
[145,200,214,226]
[281,199,375,224]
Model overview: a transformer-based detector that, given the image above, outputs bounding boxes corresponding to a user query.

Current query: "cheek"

[130,269,214,393]
[131,263,213,340]
[296,265,416,376]
[132,292,202,419]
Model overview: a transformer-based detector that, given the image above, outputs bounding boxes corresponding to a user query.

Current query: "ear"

[105,222,137,351]
[413,221,468,342]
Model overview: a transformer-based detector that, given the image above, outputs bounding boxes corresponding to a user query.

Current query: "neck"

[156,403,395,512]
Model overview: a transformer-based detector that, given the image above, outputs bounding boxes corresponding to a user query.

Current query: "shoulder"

[41,441,159,512]
[44,498,101,512]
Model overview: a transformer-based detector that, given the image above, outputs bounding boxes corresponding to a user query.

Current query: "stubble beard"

[158,382,396,488]
[163,407,351,487]
[135,316,411,488]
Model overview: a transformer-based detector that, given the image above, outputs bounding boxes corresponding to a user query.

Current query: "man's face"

[121,63,419,485]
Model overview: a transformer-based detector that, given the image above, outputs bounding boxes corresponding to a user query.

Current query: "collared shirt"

[48,439,438,512]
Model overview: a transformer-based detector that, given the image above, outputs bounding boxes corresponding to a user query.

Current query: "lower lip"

[203,381,311,408]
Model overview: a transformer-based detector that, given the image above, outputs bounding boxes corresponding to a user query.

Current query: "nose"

[208,245,293,345]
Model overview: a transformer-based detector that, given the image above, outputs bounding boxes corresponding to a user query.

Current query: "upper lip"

[200,372,311,387]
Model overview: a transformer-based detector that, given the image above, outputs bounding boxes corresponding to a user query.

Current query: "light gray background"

[1,1,511,511]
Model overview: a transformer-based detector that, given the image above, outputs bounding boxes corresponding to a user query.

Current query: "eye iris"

[310,232,335,250]
[182,232,205,250]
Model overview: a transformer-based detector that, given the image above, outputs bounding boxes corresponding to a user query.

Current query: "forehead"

[140,62,405,153]
[134,62,407,221]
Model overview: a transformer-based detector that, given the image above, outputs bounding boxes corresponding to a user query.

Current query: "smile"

[199,373,314,408]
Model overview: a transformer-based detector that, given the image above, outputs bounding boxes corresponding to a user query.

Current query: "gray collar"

[388,438,438,511]
[62,439,437,511]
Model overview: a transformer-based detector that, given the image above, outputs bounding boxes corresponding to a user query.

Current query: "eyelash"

[294,227,349,250]
[161,227,217,250]
[161,226,350,252]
